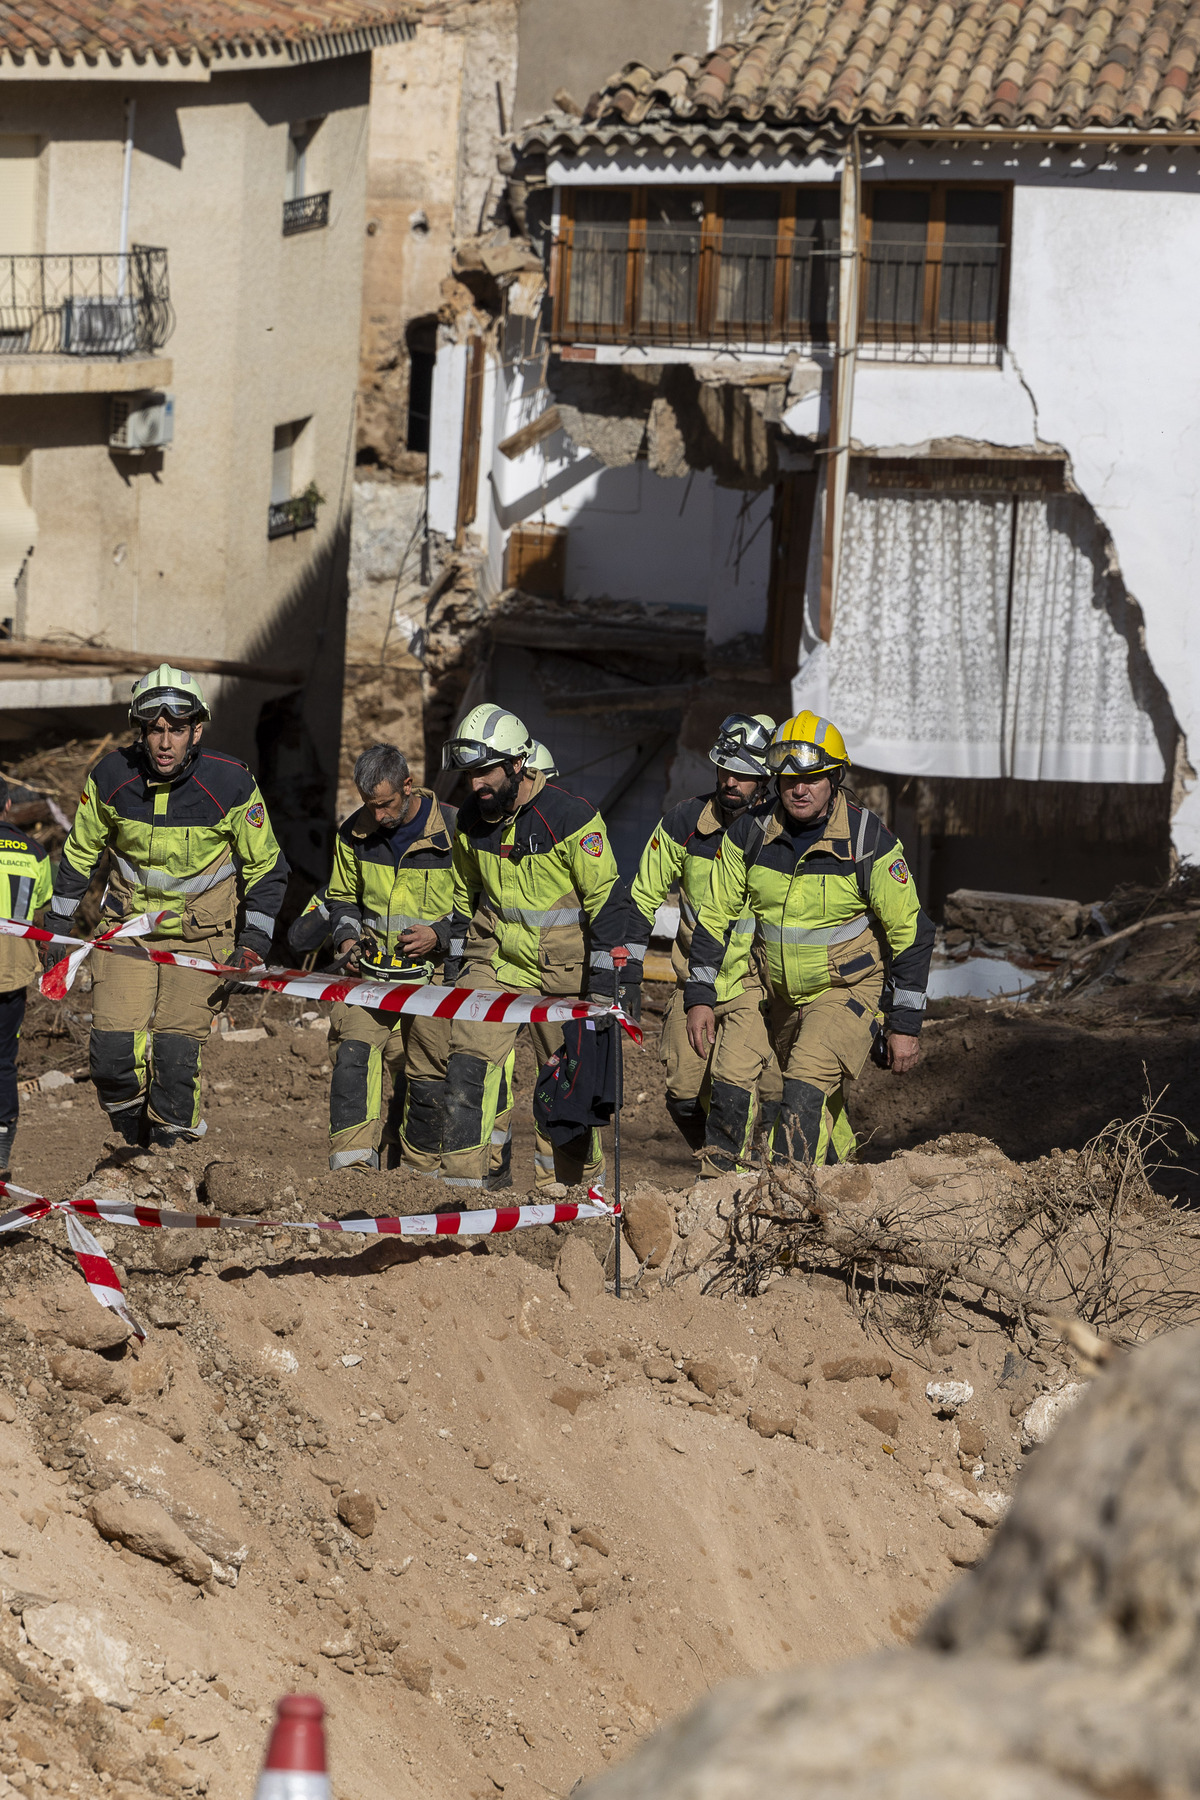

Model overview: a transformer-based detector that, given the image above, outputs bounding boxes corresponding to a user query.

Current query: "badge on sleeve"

[888,857,909,884]
[247,802,265,829]
[580,831,604,858]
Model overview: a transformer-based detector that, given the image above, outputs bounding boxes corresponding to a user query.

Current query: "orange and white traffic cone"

[254,1694,332,1799]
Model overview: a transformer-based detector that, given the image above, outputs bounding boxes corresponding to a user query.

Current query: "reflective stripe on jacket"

[48,745,287,956]
[450,771,629,997]
[323,790,454,985]
[628,794,756,1002]
[0,824,52,988]
[685,792,934,1035]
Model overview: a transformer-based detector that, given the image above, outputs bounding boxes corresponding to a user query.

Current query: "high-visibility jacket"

[686,791,934,1037]
[0,824,52,989]
[628,794,756,1002]
[323,790,454,985]
[450,770,631,997]
[48,745,287,958]
[288,885,331,959]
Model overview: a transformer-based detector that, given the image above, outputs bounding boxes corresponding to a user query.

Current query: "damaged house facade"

[428,0,1194,902]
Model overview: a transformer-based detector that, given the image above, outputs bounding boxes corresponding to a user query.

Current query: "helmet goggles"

[441,737,514,773]
[710,714,773,779]
[766,738,842,778]
[132,690,204,725]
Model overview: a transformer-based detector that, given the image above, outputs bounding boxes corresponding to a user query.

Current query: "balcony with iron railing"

[551,230,1007,365]
[283,193,331,237]
[0,247,173,359]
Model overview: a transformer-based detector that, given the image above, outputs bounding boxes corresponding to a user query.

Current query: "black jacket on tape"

[534,1018,617,1147]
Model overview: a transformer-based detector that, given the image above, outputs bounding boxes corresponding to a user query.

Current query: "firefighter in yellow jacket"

[0,777,53,1175]
[686,711,933,1164]
[322,742,455,1173]
[439,705,636,1191]
[46,666,288,1148]
[629,714,782,1174]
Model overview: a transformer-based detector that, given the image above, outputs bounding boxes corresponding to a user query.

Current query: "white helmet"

[526,739,559,778]
[441,704,533,773]
[129,663,211,727]
[710,713,775,780]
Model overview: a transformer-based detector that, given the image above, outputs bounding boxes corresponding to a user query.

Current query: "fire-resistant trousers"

[765,969,886,1166]
[89,932,232,1140]
[660,982,783,1177]
[327,1004,518,1183]
[327,1004,452,1173]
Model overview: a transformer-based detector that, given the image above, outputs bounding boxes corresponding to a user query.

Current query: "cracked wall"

[783,142,1200,855]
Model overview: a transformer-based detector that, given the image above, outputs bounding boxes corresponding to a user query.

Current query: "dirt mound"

[0,1123,1138,1800]
[0,985,1198,1798]
[577,1326,1200,1800]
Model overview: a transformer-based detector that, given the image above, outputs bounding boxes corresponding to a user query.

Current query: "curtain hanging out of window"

[792,487,1169,783]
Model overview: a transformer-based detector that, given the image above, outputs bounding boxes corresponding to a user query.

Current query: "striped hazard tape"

[0,1181,619,1342]
[1,916,643,1043]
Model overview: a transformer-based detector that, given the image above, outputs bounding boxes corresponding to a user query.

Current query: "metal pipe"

[707,0,722,53]
[118,96,136,299]
[817,131,860,642]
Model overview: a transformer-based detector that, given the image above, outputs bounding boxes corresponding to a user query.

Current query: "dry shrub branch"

[701,1095,1200,1353]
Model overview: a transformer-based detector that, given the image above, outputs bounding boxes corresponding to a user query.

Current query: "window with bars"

[551,183,1008,358]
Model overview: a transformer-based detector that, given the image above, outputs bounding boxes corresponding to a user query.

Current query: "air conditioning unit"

[109,391,174,454]
[62,295,141,356]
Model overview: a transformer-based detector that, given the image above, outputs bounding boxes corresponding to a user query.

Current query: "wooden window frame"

[859,181,1011,348]
[553,185,841,346]
[551,183,1009,350]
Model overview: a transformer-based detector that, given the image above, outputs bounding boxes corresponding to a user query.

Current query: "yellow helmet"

[766,711,850,778]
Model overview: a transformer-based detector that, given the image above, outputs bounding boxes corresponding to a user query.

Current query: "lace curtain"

[792,487,1167,783]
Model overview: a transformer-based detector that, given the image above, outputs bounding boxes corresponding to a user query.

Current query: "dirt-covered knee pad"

[704,1080,753,1170]
[329,1037,374,1135]
[403,1078,443,1154]
[89,1030,143,1110]
[775,1077,825,1162]
[148,1034,203,1132]
[442,1053,493,1155]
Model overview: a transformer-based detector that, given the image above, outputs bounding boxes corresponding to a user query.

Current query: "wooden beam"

[490,615,705,658]
[497,406,562,460]
[545,684,695,716]
[597,731,673,816]
[0,640,305,684]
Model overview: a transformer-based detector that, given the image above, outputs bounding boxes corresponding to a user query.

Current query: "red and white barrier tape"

[0,1180,619,1342]
[3,916,643,1044]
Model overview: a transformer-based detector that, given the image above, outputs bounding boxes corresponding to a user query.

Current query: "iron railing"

[283,193,331,237]
[551,234,1006,363]
[0,247,172,357]
[268,493,320,539]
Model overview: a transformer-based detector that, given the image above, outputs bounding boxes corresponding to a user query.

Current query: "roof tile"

[0,0,415,61]
[540,0,1200,141]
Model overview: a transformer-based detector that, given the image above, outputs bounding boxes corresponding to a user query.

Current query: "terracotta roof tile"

[556,0,1200,141]
[0,0,416,62]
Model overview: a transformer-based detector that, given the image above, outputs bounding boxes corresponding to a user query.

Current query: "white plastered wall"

[542,140,1200,856]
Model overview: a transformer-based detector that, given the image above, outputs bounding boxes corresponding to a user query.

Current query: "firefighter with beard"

[685,711,933,1165]
[45,665,287,1148]
[628,714,782,1174]
[437,705,636,1192]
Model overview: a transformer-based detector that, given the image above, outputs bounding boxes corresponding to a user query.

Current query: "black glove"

[229,944,264,974]
[38,941,61,973]
[618,981,642,1025]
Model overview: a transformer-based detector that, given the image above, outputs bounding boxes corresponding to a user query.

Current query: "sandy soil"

[0,928,1194,1800]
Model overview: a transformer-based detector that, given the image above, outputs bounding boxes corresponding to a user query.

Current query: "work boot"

[0,1120,15,1179]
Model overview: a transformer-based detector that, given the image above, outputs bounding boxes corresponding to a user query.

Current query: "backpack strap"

[851,805,883,906]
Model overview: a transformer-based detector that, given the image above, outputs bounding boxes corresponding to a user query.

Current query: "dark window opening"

[405,316,438,455]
